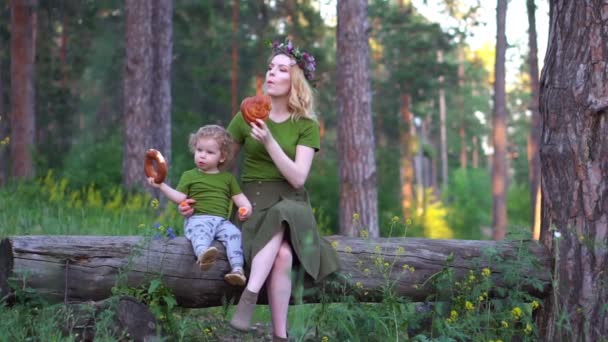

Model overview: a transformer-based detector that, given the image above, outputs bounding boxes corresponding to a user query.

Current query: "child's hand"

[147,177,162,188]
[238,207,252,221]
[178,198,196,218]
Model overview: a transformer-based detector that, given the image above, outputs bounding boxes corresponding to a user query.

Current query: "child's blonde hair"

[188,125,234,166]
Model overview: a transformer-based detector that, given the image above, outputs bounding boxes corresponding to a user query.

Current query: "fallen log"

[1,235,552,307]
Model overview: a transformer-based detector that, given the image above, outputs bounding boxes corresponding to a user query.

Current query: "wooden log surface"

[0,235,552,307]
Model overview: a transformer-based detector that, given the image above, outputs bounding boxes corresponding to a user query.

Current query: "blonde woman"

[181,40,340,341]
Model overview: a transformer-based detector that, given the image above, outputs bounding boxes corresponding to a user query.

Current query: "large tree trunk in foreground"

[1,236,551,308]
[537,1,608,341]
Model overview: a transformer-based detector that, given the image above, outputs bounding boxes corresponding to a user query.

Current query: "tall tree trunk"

[526,0,542,240]
[492,0,508,240]
[231,0,239,116]
[437,50,448,191]
[458,47,467,170]
[0,51,8,186]
[537,1,608,340]
[400,94,414,220]
[123,0,153,189]
[472,135,479,168]
[337,0,379,237]
[124,0,172,191]
[10,0,37,180]
[151,0,173,175]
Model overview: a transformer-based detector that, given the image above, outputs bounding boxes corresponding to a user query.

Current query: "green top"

[227,112,320,182]
[176,169,241,219]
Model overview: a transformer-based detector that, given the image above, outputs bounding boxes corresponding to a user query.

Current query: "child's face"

[194,137,224,173]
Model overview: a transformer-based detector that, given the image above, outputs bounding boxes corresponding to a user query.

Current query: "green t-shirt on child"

[176,169,241,219]
[227,112,320,182]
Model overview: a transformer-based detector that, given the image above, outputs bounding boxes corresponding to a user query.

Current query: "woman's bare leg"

[246,229,285,293]
[267,241,292,338]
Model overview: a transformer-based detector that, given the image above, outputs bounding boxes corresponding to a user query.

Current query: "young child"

[148,125,252,286]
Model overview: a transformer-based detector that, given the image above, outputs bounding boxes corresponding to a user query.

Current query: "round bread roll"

[240,95,271,125]
[144,149,167,184]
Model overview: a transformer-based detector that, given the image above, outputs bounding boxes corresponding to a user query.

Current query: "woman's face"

[265,54,292,97]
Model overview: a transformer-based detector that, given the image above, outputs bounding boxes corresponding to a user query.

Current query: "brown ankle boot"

[229,289,258,331]
[273,334,288,342]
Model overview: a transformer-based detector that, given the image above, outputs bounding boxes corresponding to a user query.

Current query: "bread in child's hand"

[240,95,271,125]
[144,149,167,184]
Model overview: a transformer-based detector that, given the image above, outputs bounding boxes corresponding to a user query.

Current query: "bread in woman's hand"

[240,95,271,125]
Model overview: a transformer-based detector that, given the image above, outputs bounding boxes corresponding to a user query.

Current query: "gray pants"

[184,215,243,269]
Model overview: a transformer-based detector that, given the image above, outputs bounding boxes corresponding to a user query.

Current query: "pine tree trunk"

[526,0,542,240]
[437,50,448,191]
[0,52,8,186]
[10,0,37,180]
[336,0,379,237]
[231,0,239,116]
[123,0,153,189]
[457,47,468,170]
[537,1,608,340]
[400,94,414,220]
[124,1,172,191]
[151,0,173,175]
[492,0,508,240]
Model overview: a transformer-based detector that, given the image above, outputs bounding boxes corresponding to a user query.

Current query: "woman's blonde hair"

[188,125,234,166]
[268,52,318,122]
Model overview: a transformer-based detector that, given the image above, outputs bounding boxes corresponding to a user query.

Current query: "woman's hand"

[178,198,196,218]
[250,119,274,146]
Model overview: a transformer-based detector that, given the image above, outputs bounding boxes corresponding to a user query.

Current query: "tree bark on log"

[0,236,552,308]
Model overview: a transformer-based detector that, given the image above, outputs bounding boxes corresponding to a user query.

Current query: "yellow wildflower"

[501,320,509,328]
[321,337,329,342]
[524,323,533,334]
[482,267,491,278]
[465,301,474,311]
[150,198,159,209]
[391,216,399,223]
[344,246,352,253]
[360,230,368,238]
[531,300,540,310]
[511,307,523,319]
[331,241,339,249]
[383,262,390,268]
[363,268,370,276]
[356,281,363,289]
[353,213,360,221]
[396,246,405,254]
[374,245,382,253]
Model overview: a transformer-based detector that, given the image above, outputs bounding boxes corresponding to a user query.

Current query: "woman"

[181,40,340,341]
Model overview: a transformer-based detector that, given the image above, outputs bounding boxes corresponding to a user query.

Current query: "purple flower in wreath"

[269,39,317,82]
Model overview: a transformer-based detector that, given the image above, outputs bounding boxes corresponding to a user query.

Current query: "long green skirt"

[237,180,340,283]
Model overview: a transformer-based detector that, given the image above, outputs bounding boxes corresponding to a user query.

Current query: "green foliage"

[444,168,492,239]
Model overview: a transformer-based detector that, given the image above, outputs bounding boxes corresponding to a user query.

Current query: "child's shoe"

[224,268,247,286]
[197,247,218,271]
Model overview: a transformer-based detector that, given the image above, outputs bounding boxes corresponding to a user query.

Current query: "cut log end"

[0,238,13,302]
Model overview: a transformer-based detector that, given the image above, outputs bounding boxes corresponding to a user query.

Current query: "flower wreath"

[270,39,317,82]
